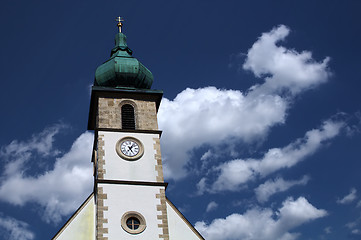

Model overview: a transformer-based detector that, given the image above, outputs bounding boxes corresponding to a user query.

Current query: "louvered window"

[121,104,135,130]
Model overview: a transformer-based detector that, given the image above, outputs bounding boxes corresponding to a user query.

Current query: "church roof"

[94,24,154,89]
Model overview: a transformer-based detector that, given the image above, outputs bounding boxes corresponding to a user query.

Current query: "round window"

[121,211,146,234]
[126,217,140,230]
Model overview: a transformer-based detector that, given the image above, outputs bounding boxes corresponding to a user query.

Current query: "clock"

[116,137,144,160]
[121,140,139,157]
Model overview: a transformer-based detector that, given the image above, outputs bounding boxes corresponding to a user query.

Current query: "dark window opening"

[122,104,135,130]
[126,217,140,230]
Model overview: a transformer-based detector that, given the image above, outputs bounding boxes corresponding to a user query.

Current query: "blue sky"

[1,0,361,239]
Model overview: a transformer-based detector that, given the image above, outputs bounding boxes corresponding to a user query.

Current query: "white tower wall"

[100,131,161,182]
[100,184,165,239]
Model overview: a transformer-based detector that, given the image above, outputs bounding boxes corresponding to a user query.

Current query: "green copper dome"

[94,32,153,89]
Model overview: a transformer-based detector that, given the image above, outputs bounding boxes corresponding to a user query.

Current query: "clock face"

[116,137,144,160]
[120,140,140,157]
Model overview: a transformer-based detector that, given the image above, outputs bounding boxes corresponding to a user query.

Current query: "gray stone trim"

[96,135,108,240]
[97,135,105,179]
[156,189,169,240]
[97,187,108,240]
[153,138,164,182]
[97,97,158,130]
[88,87,163,130]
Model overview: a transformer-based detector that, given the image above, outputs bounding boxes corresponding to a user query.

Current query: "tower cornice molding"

[96,179,168,188]
[95,128,162,136]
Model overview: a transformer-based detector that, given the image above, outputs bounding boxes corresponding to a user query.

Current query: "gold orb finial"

[115,16,124,33]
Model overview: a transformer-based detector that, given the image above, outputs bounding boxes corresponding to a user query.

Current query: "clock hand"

[127,145,134,153]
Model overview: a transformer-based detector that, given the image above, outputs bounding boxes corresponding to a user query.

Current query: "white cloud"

[210,119,343,192]
[206,201,218,212]
[0,124,65,176]
[346,221,358,229]
[195,197,327,240]
[243,25,330,96]
[324,226,332,234]
[0,129,94,224]
[0,214,34,240]
[201,150,212,161]
[196,177,208,196]
[337,188,357,204]
[159,87,287,179]
[159,25,331,180]
[255,175,310,203]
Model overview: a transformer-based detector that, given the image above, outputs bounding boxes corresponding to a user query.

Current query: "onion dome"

[94,19,153,89]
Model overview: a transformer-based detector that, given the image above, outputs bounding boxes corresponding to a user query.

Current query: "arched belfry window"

[121,104,135,130]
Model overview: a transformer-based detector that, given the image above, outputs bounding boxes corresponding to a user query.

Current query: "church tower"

[52,19,204,240]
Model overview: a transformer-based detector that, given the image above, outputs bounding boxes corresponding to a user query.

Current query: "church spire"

[94,18,154,89]
[115,16,124,33]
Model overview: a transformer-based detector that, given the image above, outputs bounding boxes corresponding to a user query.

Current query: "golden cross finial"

[115,16,124,33]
